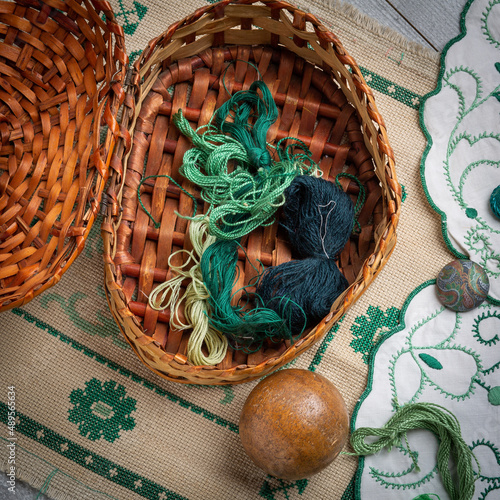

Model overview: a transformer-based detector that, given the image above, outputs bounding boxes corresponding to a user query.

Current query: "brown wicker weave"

[0,0,126,311]
[102,0,401,385]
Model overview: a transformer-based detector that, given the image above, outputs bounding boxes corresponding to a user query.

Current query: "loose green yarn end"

[137,175,198,228]
[172,80,318,240]
[349,402,480,500]
[335,173,366,234]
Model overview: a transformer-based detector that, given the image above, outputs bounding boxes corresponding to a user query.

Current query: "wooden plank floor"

[2,1,471,499]
[344,0,468,51]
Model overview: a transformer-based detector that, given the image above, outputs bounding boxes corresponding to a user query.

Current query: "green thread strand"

[137,175,198,228]
[348,402,480,500]
[148,217,228,366]
[220,59,263,102]
[335,173,366,234]
[37,469,58,498]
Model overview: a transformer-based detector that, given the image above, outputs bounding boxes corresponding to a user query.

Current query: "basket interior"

[110,44,383,371]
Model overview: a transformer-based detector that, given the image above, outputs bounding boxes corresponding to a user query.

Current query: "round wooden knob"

[239,368,349,480]
[436,259,489,311]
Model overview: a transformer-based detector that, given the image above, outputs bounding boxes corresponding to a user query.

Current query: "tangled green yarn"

[349,402,480,500]
[172,80,318,240]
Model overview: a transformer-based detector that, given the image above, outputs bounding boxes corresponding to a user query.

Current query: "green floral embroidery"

[412,495,441,500]
[471,440,500,482]
[469,439,500,500]
[68,379,136,442]
[40,291,129,349]
[129,50,142,64]
[350,306,400,364]
[369,446,439,490]
[418,353,443,370]
[479,484,500,500]
[389,306,482,406]
[475,378,500,406]
[481,0,500,48]
[401,184,407,202]
[309,319,343,371]
[259,478,308,500]
[359,68,422,109]
[115,0,148,35]
[466,207,478,218]
[488,386,500,405]
[420,0,500,303]
[340,477,355,500]
[354,282,500,496]
[473,309,500,345]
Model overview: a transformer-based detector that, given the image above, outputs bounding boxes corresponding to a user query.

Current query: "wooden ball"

[239,369,349,480]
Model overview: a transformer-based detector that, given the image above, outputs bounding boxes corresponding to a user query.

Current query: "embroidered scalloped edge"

[418,0,500,307]
[350,279,436,500]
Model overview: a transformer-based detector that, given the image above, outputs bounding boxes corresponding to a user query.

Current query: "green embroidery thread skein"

[199,238,306,351]
[349,401,480,500]
[172,79,317,240]
[148,217,228,366]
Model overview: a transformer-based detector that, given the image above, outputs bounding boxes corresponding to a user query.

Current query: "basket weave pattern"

[0,0,125,311]
[102,0,401,385]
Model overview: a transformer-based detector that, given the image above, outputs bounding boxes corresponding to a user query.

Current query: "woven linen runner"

[0,1,450,499]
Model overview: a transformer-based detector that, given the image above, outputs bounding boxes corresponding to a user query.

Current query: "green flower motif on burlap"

[115,0,148,35]
[350,305,400,364]
[69,378,136,442]
[259,478,308,500]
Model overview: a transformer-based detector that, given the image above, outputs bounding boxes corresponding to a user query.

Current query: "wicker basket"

[102,0,401,385]
[0,0,126,311]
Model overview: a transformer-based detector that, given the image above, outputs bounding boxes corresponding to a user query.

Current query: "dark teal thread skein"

[256,175,355,335]
[200,239,304,351]
[282,175,355,259]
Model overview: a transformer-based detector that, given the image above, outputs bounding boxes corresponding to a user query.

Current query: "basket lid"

[0,0,127,311]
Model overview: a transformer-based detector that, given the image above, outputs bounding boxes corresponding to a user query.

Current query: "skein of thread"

[256,258,348,336]
[200,239,304,350]
[282,175,355,259]
[172,80,317,240]
[348,402,480,500]
[256,175,355,334]
[148,217,228,366]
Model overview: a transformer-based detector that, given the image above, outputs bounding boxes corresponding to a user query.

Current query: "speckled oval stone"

[436,259,490,312]
[239,368,349,480]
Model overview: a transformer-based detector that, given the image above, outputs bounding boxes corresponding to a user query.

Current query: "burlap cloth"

[0,1,452,499]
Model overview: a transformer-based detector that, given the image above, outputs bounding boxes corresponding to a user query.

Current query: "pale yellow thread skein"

[148,217,228,366]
